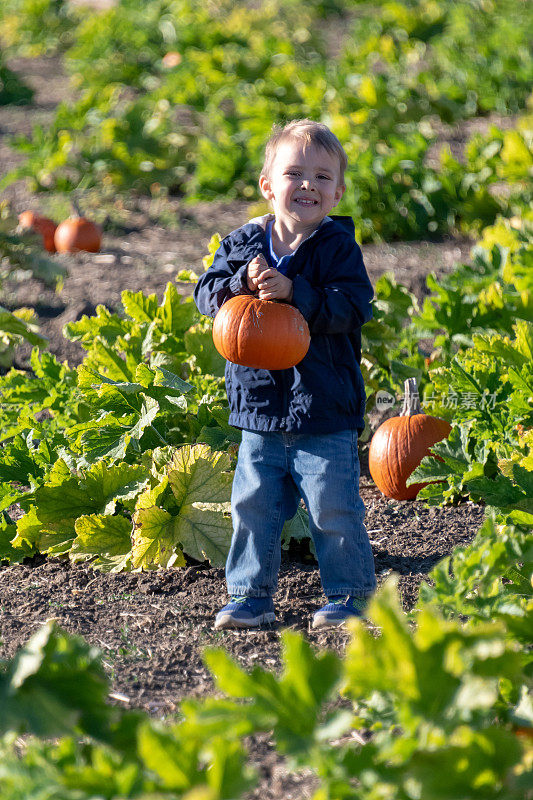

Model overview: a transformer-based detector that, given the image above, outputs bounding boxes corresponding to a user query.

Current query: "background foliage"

[1,0,532,240]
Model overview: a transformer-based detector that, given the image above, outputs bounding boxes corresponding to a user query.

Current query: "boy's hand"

[257,269,293,301]
[247,255,293,302]
[247,255,268,291]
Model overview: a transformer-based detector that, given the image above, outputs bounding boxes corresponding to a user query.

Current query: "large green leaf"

[137,723,198,791]
[26,460,148,522]
[132,444,233,567]
[156,283,197,335]
[29,471,100,521]
[141,364,193,412]
[81,461,148,514]
[172,504,232,565]
[89,340,134,382]
[204,629,343,756]
[71,514,132,571]
[167,445,232,505]
[75,364,191,457]
[344,576,525,742]
[137,721,254,798]
[121,289,159,323]
[0,435,47,483]
[141,363,193,395]
[0,517,32,563]
[0,483,31,514]
[11,462,148,558]
[131,505,186,568]
[408,425,470,484]
[0,621,110,740]
[135,474,170,509]
[184,319,226,376]
[467,469,533,514]
[418,511,532,635]
[63,304,132,345]
[13,506,78,556]
[76,363,141,396]
[77,396,160,462]
[0,306,47,348]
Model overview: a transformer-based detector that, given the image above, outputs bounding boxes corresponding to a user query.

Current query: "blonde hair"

[261,118,347,184]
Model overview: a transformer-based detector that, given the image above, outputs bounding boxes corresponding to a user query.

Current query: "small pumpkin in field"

[18,211,57,253]
[54,202,101,253]
[162,51,182,68]
[213,294,310,370]
[369,377,452,500]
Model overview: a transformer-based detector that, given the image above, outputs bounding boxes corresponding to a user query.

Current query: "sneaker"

[214,595,276,630]
[312,595,367,629]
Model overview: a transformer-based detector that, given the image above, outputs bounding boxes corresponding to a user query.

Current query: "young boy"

[193,119,376,629]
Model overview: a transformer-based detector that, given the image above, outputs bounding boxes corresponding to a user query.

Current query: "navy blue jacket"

[193,214,374,434]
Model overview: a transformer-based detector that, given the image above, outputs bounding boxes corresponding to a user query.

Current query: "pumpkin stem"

[400,377,424,417]
[70,193,82,219]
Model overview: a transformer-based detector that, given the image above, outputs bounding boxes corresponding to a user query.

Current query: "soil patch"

[0,484,485,710]
[0,487,485,799]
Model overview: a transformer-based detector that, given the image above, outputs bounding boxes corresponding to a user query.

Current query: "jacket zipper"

[279,369,289,428]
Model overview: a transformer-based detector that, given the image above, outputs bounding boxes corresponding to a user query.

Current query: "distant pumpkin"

[162,51,182,68]
[369,377,452,500]
[18,211,57,253]
[54,215,101,253]
[213,294,310,370]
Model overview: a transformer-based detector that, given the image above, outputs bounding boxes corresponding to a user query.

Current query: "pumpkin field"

[0,1,532,798]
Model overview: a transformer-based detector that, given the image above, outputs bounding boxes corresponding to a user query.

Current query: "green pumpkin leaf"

[281,506,312,550]
[29,349,65,381]
[82,461,149,514]
[0,620,109,739]
[11,506,43,549]
[153,365,194,394]
[156,283,197,334]
[12,462,148,558]
[203,629,342,756]
[13,506,77,556]
[0,483,31,514]
[71,514,132,571]
[409,426,470,485]
[0,518,32,563]
[0,439,43,483]
[172,505,232,565]
[121,289,159,323]
[135,475,170,510]
[131,506,186,569]
[39,520,79,556]
[185,320,226,376]
[137,723,195,790]
[467,473,533,514]
[132,444,232,567]
[0,306,48,348]
[27,461,147,522]
[30,475,100,522]
[78,397,160,462]
[64,305,131,345]
[167,444,232,505]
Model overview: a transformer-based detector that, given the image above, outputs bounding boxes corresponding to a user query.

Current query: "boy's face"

[259,139,345,232]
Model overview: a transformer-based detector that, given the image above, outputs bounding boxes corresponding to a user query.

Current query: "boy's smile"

[259,139,345,245]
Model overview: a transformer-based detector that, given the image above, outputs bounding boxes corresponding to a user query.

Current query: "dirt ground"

[0,491,485,799]
[1,54,491,799]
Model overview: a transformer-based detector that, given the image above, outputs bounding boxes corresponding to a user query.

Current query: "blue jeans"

[226,429,376,598]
